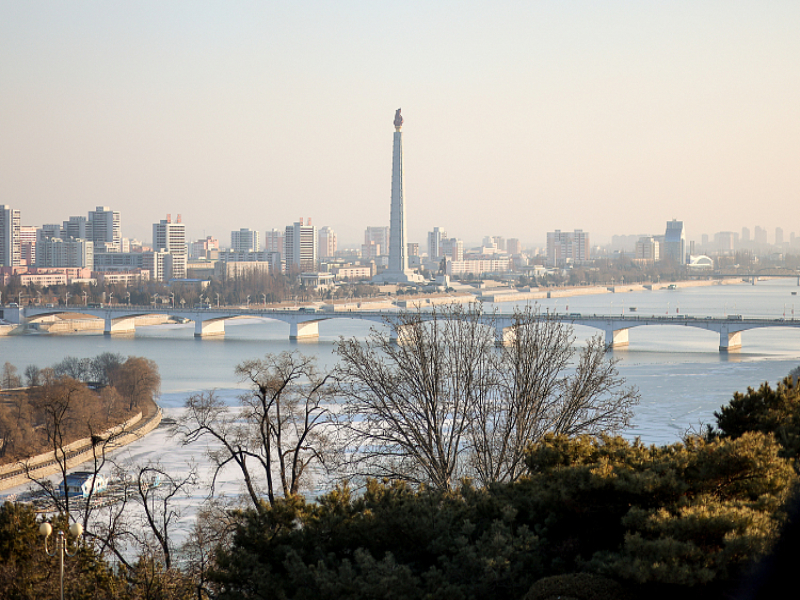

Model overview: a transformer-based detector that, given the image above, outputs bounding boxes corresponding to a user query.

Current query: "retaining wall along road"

[0,404,162,491]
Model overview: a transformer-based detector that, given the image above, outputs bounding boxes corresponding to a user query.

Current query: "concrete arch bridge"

[14,306,800,352]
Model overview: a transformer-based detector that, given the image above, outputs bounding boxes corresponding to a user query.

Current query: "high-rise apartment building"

[36,238,94,269]
[546,229,590,266]
[776,227,784,245]
[284,218,317,272]
[190,236,220,260]
[152,214,187,280]
[19,226,37,266]
[715,232,736,253]
[88,206,121,252]
[754,226,767,245]
[361,240,381,260]
[741,227,751,243]
[318,226,337,258]
[441,238,464,262]
[264,229,284,254]
[428,227,447,259]
[231,228,260,253]
[364,226,389,254]
[0,205,21,267]
[663,220,687,264]
[39,224,62,242]
[62,216,89,240]
[507,238,522,255]
[635,236,660,261]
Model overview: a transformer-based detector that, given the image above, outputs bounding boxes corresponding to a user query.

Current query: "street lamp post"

[108,292,113,306]
[216,293,220,308]
[170,292,175,308]
[126,292,131,306]
[40,521,83,600]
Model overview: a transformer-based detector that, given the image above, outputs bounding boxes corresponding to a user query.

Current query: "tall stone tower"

[374,108,423,283]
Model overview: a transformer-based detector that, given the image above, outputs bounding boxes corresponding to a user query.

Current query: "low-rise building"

[445,258,512,276]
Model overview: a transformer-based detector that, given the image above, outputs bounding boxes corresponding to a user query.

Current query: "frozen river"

[3,278,800,542]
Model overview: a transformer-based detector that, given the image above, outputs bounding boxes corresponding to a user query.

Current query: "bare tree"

[1,362,21,389]
[175,351,336,511]
[336,303,495,490]
[52,356,93,382]
[90,352,124,386]
[111,356,161,411]
[335,304,639,489]
[24,364,41,387]
[471,309,639,485]
[135,464,197,571]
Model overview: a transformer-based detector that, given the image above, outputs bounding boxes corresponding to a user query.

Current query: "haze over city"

[2,2,799,246]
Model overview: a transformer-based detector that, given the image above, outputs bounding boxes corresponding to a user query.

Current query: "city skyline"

[2,3,799,245]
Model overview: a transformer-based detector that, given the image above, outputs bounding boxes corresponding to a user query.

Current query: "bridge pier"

[390,324,415,345]
[495,325,515,346]
[289,321,319,341]
[604,326,629,349]
[719,330,742,352]
[104,316,136,335]
[195,319,225,338]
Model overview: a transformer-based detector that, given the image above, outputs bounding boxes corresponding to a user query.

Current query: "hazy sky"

[2,2,798,247]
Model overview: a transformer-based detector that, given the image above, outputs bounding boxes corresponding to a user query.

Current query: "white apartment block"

[445,258,512,276]
[142,250,170,282]
[441,238,464,262]
[153,214,187,280]
[36,238,94,269]
[20,226,37,265]
[634,237,660,262]
[231,228,260,253]
[88,206,122,252]
[318,226,337,258]
[546,229,590,266]
[0,206,21,267]
[94,270,151,285]
[38,224,62,242]
[331,265,373,280]
[428,227,446,259]
[284,218,317,272]
[62,215,89,240]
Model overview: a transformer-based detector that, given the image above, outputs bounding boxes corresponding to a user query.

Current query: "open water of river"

[3,279,800,445]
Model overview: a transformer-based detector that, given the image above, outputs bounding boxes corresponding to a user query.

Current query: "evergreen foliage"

[211,432,794,599]
[713,377,800,465]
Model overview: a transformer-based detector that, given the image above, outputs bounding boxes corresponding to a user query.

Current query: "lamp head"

[39,522,52,538]
[69,522,83,538]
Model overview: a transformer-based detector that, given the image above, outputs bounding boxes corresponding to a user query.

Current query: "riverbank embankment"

[481,278,746,303]
[0,398,162,491]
